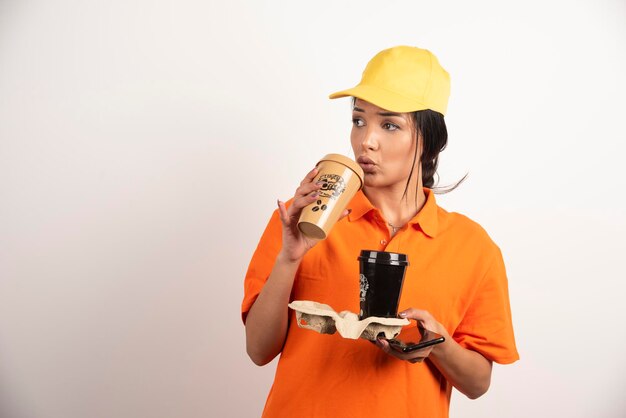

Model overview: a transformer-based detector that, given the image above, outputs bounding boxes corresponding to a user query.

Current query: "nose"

[360,126,378,151]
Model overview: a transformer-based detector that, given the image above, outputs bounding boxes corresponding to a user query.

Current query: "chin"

[363,177,390,189]
[363,175,378,188]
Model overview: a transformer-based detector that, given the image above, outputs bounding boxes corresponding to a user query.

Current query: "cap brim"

[329,84,429,113]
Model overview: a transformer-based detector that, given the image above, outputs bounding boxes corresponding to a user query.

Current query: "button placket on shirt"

[372,212,390,248]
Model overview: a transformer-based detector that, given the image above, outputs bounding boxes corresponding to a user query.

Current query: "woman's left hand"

[374,308,450,364]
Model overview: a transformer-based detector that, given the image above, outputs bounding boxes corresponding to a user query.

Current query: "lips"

[357,156,376,173]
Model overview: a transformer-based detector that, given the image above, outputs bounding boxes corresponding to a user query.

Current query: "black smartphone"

[386,326,445,353]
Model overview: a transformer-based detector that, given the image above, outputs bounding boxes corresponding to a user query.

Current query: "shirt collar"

[348,188,439,238]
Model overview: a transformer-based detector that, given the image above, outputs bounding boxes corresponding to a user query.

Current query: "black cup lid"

[357,250,409,266]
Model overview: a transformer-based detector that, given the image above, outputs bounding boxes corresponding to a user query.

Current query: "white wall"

[1,1,625,417]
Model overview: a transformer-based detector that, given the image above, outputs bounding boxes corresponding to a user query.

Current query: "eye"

[382,122,399,131]
[352,118,365,127]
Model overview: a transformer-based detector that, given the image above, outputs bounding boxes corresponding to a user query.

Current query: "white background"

[1,1,625,417]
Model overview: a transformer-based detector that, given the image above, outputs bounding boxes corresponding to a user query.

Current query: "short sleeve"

[241,209,283,324]
[453,247,520,364]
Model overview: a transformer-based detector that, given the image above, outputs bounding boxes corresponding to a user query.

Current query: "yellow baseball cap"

[329,46,451,115]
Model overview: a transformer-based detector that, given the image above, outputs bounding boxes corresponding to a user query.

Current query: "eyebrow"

[352,106,404,118]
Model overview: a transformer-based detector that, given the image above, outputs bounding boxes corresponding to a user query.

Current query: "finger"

[290,185,324,215]
[294,181,322,199]
[398,309,447,338]
[375,338,391,354]
[376,339,406,360]
[277,200,290,225]
[299,167,319,187]
[338,208,353,221]
[398,308,438,331]
[398,308,432,321]
[290,194,322,216]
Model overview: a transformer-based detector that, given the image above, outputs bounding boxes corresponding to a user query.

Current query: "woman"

[242,46,519,418]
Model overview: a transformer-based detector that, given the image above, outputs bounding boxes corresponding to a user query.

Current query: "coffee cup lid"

[357,250,409,266]
[318,154,365,190]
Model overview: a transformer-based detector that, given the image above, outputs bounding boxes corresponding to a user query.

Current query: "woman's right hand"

[276,167,324,264]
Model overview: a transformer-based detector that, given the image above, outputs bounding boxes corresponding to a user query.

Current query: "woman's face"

[351,99,421,190]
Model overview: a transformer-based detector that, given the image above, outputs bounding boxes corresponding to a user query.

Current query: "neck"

[363,178,427,228]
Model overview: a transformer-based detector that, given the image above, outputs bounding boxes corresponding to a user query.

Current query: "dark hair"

[405,109,467,197]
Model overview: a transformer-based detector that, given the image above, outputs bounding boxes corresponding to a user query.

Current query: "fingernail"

[399,312,407,318]
[311,191,318,197]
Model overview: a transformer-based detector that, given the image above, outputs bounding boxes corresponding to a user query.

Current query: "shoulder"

[436,206,500,255]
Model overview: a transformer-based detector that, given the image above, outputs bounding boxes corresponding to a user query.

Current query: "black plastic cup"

[358,250,409,319]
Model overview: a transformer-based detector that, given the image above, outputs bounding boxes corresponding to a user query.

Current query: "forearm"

[245,254,301,366]
[429,338,493,399]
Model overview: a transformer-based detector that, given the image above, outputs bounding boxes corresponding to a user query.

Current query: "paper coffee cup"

[297,154,364,239]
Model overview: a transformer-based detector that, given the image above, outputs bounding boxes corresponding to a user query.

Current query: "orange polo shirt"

[242,188,519,418]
